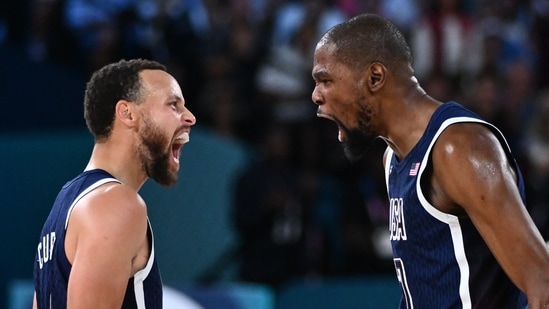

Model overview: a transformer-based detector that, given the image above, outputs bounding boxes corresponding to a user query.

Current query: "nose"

[311,86,323,106]
[182,107,196,126]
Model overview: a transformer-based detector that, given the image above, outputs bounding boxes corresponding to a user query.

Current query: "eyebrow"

[169,94,184,103]
[312,69,329,80]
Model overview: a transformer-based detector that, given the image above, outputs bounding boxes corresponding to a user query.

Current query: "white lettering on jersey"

[390,198,407,241]
[37,232,56,269]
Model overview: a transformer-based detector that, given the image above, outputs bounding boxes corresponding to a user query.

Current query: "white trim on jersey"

[64,177,121,229]
[62,176,156,308]
[415,116,492,309]
[384,147,392,193]
[386,113,518,308]
[132,220,156,309]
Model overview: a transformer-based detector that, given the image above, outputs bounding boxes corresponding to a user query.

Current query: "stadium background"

[2,0,549,308]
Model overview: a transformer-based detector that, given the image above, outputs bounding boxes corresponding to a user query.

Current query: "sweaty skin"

[428,123,549,304]
[312,36,549,307]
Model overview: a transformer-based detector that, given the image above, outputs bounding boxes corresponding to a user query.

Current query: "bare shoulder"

[430,121,517,213]
[434,122,504,159]
[78,182,147,222]
[431,121,511,180]
[67,182,148,244]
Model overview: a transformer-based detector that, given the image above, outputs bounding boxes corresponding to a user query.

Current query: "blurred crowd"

[2,0,549,291]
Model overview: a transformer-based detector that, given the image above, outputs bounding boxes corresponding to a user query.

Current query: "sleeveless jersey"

[384,102,527,308]
[33,169,163,308]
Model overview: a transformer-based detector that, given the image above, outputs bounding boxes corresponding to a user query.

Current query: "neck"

[85,141,148,191]
[380,79,441,160]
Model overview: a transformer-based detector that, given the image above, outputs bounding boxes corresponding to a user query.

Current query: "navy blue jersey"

[384,102,527,308]
[33,169,162,308]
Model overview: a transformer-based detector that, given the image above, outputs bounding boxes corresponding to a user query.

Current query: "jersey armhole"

[64,178,121,229]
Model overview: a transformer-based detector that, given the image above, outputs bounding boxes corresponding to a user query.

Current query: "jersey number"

[394,258,413,309]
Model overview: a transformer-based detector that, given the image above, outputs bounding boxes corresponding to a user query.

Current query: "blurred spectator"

[62,0,184,73]
[420,71,458,103]
[231,125,329,288]
[182,0,269,142]
[410,0,481,81]
[27,0,60,62]
[256,16,317,125]
[196,79,241,138]
[531,0,549,88]
[378,0,420,39]
[523,91,549,237]
[475,0,537,74]
[256,0,347,130]
[499,59,537,156]
[335,0,376,17]
[63,0,133,72]
[270,0,346,48]
[462,69,503,121]
[346,139,394,274]
[5,0,549,288]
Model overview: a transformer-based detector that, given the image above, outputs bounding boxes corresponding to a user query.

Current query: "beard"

[137,116,178,187]
[341,126,377,162]
[340,103,377,162]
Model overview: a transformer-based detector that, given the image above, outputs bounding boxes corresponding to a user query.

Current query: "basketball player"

[311,14,549,308]
[33,59,196,308]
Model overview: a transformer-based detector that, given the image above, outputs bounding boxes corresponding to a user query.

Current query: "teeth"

[177,132,190,144]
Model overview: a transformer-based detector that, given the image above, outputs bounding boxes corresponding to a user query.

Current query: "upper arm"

[66,184,148,308]
[432,123,549,297]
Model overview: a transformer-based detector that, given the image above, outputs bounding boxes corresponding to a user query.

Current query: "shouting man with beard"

[311,14,549,308]
[33,59,196,308]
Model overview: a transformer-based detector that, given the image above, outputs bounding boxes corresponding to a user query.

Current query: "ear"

[115,100,137,128]
[367,62,386,92]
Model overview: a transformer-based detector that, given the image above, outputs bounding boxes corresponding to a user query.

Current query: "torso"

[64,183,151,276]
[384,102,527,308]
[33,169,163,309]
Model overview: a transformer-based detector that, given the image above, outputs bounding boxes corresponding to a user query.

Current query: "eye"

[316,79,330,87]
[170,101,178,110]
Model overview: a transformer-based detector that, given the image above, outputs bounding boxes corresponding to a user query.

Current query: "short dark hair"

[320,14,413,77]
[84,59,167,140]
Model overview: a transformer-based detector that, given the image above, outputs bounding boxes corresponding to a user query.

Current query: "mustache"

[317,107,345,128]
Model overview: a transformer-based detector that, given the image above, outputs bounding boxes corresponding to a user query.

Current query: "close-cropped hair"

[84,59,167,140]
[321,13,413,77]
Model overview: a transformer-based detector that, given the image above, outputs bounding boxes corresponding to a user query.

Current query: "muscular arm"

[65,183,148,309]
[432,123,549,307]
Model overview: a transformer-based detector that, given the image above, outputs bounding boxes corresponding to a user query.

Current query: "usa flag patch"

[409,162,420,176]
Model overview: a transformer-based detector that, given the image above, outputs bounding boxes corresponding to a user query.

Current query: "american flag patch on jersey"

[409,162,420,176]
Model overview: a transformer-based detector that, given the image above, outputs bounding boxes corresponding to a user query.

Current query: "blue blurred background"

[2,0,549,308]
